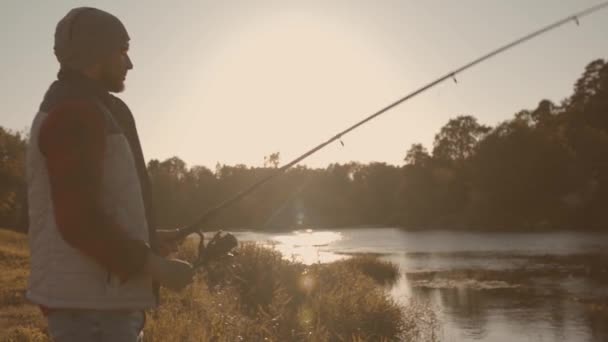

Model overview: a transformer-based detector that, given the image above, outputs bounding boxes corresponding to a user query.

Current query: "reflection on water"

[271,230,345,264]
[235,228,608,341]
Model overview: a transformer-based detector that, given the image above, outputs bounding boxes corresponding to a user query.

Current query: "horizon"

[1,1,607,169]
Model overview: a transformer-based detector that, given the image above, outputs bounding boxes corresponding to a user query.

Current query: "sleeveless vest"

[26,80,156,309]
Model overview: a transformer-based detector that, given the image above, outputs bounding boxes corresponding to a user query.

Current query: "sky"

[1,0,607,169]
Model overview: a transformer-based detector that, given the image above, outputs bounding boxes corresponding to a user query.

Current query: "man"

[26,7,194,341]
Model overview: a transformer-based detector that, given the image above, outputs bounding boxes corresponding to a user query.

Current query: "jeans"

[47,309,145,342]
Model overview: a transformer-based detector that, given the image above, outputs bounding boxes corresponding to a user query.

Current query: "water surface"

[233,228,608,342]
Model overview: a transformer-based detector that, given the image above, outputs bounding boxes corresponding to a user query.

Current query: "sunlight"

[273,230,342,247]
[297,270,316,294]
[181,10,414,167]
[272,230,345,265]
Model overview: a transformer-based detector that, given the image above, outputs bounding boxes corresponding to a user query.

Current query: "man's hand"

[145,251,194,291]
[156,228,185,256]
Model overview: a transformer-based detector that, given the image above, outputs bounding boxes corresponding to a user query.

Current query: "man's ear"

[81,62,103,80]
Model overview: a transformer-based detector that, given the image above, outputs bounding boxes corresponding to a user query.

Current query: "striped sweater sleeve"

[39,99,149,281]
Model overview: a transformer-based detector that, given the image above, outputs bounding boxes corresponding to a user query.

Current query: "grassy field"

[0,229,47,341]
[0,228,438,341]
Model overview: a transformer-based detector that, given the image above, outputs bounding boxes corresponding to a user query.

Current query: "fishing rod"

[176,2,608,245]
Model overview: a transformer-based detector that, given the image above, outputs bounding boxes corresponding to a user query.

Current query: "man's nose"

[126,54,134,70]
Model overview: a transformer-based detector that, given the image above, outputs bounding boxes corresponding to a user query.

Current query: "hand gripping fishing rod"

[176,2,608,250]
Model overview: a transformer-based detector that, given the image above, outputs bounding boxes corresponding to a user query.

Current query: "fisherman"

[26,7,194,341]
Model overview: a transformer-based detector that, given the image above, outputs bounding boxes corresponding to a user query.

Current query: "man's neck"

[57,68,110,98]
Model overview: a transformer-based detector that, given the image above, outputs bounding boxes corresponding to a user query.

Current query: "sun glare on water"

[272,230,344,265]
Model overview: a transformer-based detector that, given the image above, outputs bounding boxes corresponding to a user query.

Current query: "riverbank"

[0,228,438,341]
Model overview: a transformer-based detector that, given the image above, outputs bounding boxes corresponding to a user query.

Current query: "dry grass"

[334,254,400,286]
[0,229,48,341]
[147,240,439,341]
[0,229,439,341]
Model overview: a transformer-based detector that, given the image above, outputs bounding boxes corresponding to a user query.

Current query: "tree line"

[1,59,606,231]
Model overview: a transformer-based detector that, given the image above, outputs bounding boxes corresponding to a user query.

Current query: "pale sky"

[1,1,607,169]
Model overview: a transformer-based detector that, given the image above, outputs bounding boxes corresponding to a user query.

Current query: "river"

[230,228,608,342]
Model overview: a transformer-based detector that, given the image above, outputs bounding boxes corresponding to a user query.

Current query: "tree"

[404,143,431,167]
[530,99,558,125]
[147,157,190,227]
[264,152,280,168]
[432,115,491,162]
[0,127,27,229]
[569,59,605,111]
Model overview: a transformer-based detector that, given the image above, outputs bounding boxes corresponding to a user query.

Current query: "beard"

[99,62,126,93]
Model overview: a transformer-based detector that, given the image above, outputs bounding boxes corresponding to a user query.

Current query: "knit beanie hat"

[54,7,130,70]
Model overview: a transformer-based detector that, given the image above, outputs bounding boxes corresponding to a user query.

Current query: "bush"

[146,240,439,341]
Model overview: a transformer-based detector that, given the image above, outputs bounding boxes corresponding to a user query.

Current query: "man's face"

[99,43,133,93]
